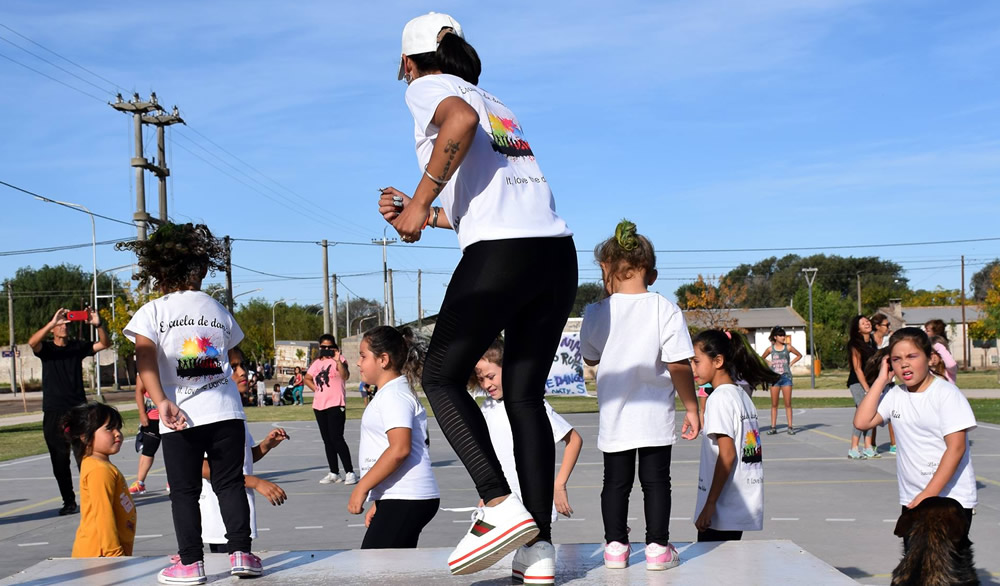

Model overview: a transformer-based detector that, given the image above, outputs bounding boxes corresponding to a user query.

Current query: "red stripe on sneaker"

[448,518,537,567]
[523,575,555,580]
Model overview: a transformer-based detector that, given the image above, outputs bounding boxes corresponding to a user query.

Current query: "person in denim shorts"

[760,327,802,435]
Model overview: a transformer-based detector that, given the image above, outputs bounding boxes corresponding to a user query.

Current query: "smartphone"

[65,310,90,322]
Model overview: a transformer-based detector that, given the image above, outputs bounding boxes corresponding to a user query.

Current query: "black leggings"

[161,419,250,564]
[43,410,80,507]
[602,446,673,546]
[361,498,440,549]
[421,236,577,543]
[314,406,354,474]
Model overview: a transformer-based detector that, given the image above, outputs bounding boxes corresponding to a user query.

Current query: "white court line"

[452,520,470,524]
[669,517,690,521]
[135,534,163,539]
[347,524,366,528]
[826,518,856,522]
[0,455,49,468]
[17,542,48,547]
[883,519,897,523]
[295,526,323,530]
[563,518,586,522]
[258,528,270,531]
[771,517,799,521]
[978,423,1000,431]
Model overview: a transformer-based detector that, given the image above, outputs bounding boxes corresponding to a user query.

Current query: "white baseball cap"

[397,12,464,80]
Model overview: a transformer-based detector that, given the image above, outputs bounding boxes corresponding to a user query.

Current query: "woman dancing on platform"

[377,12,576,582]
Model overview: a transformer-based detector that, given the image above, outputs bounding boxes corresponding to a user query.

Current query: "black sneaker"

[765,428,778,435]
[58,502,79,516]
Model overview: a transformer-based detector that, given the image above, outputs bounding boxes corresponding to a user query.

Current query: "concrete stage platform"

[1,540,857,585]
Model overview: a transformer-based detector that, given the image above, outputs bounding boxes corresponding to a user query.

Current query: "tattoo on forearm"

[432,139,461,197]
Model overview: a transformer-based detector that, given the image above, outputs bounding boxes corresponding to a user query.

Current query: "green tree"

[969,265,1000,340]
[903,287,962,306]
[677,275,748,332]
[571,283,605,317]
[971,259,1000,302]
[1,264,125,342]
[793,283,856,368]
[234,298,325,363]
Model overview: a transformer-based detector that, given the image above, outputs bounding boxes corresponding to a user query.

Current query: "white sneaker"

[319,472,341,485]
[645,542,680,571]
[447,494,538,576]
[512,541,555,585]
[343,471,358,485]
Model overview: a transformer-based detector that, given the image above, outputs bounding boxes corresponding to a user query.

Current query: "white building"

[684,307,812,375]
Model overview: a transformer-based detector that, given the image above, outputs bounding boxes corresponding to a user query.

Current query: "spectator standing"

[28,307,110,515]
[305,335,357,485]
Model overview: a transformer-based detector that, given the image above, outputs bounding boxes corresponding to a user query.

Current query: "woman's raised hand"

[378,187,409,223]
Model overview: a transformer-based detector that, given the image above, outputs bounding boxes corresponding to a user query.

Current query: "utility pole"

[856,272,862,315]
[111,93,160,242]
[387,268,396,326]
[373,230,397,325]
[7,284,16,395]
[802,268,818,389]
[224,236,234,313]
[961,255,969,368]
[141,99,184,223]
[417,269,423,328]
[321,240,331,334]
[331,274,339,341]
[345,289,351,338]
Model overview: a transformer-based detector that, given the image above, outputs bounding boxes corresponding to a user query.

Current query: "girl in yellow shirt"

[63,402,136,557]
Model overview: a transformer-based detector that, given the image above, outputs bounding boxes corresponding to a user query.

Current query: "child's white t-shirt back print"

[124,290,245,433]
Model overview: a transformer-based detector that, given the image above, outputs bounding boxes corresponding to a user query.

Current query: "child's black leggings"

[161,419,250,564]
[361,498,440,549]
[421,236,577,543]
[602,445,673,546]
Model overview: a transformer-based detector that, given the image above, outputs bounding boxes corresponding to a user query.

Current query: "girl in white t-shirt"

[854,327,977,548]
[580,220,700,572]
[348,326,439,549]
[120,223,261,583]
[472,337,583,585]
[690,330,780,542]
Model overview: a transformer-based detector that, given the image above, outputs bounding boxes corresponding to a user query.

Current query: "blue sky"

[1,0,999,326]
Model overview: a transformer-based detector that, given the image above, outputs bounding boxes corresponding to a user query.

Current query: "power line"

[0,48,106,103]
[0,238,128,257]
[231,263,322,281]
[0,179,136,227]
[0,23,126,92]
[654,236,1000,254]
[0,32,115,97]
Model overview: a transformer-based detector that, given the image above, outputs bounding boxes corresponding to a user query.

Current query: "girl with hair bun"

[690,330,778,542]
[348,326,439,550]
[378,12,577,580]
[581,220,700,572]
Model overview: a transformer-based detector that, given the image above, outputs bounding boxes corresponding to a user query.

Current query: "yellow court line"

[808,428,851,443]
[0,466,165,519]
[976,475,1000,488]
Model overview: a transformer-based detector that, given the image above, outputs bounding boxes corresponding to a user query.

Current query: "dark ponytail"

[362,326,427,388]
[408,32,482,85]
[693,330,780,391]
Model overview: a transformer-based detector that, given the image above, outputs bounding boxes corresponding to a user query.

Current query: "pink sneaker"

[230,551,263,577]
[603,541,630,569]
[157,558,206,584]
[645,542,680,570]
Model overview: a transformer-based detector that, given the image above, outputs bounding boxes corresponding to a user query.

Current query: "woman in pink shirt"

[304,335,357,485]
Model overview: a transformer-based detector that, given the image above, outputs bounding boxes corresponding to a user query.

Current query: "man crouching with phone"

[29,308,110,515]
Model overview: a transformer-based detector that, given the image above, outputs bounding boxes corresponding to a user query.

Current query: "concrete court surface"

[1,407,998,584]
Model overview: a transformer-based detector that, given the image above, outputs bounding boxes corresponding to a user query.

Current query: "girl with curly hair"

[580,220,700,571]
[118,223,261,583]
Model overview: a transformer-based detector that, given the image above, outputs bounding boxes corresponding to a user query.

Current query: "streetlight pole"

[34,197,100,395]
[356,313,378,335]
[802,268,818,389]
[96,264,136,389]
[272,299,286,374]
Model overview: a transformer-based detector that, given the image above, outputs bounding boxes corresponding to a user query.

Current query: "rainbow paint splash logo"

[176,336,223,378]
[487,112,533,158]
[742,429,762,464]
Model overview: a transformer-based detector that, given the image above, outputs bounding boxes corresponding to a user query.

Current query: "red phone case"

[65,310,90,322]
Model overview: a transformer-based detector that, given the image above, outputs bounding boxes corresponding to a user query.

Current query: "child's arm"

[667,360,700,439]
[760,347,772,359]
[348,427,412,514]
[789,345,803,365]
[251,428,289,463]
[908,430,968,508]
[854,355,889,431]
[554,429,583,517]
[694,434,736,532]
[245,474,287,506]
[134,334,187,430]
[134,377,149,428]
